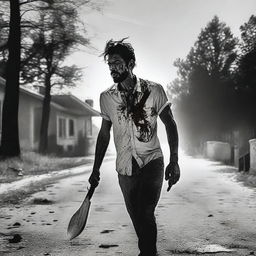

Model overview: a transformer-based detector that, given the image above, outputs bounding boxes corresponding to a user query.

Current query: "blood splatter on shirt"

[100,77,171,176]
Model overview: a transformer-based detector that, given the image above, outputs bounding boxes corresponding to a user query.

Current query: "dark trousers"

[118,157,164,256]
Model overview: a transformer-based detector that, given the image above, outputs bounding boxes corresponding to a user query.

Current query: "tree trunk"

[39,75,52,154]
[0,0,21,158]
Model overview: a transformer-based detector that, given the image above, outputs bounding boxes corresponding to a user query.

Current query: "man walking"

[89,38,180,256]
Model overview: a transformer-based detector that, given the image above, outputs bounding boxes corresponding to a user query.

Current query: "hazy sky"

[70,0,256,111]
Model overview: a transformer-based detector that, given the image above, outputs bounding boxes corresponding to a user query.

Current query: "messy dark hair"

[102,37,136,65]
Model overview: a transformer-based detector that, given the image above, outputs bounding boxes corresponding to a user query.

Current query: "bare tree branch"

[20,8,36,18]
[20,0,41,6]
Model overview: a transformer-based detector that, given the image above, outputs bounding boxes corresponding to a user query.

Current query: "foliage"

[236,15,256,91]
[172,16,238,89]
[0,0,102,157]
[0,13,9,77]
[23,2,91,154]
[233,15,256,131]
[240,15,256,53]
[21,3,88,89]
[168,16,238,153]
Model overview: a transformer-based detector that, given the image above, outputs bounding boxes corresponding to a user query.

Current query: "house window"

[58,117,66,138]
[58,116,76,139]
[69,119,75,137]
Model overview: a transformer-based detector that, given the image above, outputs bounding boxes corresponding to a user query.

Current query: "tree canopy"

[0,0,102,157]
[168,16,239,153]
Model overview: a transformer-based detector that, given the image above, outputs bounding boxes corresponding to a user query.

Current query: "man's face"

[107,54,129,83]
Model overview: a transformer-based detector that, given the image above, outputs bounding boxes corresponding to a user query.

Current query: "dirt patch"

[99,244,119,249]
[100,229,115,234]
[31,198,54,205]
[8,234,22,243]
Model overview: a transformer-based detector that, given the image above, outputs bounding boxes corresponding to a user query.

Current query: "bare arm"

[159,105,179,162]
[159,105,180,191]
[89,118,112,187]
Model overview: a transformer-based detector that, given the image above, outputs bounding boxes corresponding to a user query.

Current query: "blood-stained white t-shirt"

[100,77,171,176]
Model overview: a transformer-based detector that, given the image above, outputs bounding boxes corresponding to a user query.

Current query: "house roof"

[0,76,100,117]
[52,94,99,116]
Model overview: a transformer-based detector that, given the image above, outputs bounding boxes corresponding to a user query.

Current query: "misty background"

[0,0,256,159]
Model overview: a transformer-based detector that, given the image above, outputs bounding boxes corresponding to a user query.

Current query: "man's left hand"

[165,162,180,192]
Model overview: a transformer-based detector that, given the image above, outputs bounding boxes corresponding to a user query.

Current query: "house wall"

[75,116,87,156]
[0,84,42,150]
[51,110,91,156]
[48,108,58,153]
[33,107,82,156]
[19,93,42,150]
[83,116,96,155]
[33,107,41,149]
[33,106,62,154]
[76,116,96,156]
[33,107,95,156]
[0,79,97,156]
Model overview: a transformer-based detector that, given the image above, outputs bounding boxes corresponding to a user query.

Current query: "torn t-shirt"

[100,76,171,176]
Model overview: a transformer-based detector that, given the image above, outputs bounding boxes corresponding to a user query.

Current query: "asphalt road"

[1,155,256,256]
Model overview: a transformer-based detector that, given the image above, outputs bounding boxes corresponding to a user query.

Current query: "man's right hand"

[88,170,100,187]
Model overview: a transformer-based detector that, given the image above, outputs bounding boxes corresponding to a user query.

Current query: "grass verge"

[0,151,94,184]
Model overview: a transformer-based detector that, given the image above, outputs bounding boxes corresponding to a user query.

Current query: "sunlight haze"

[70,0,256,114]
